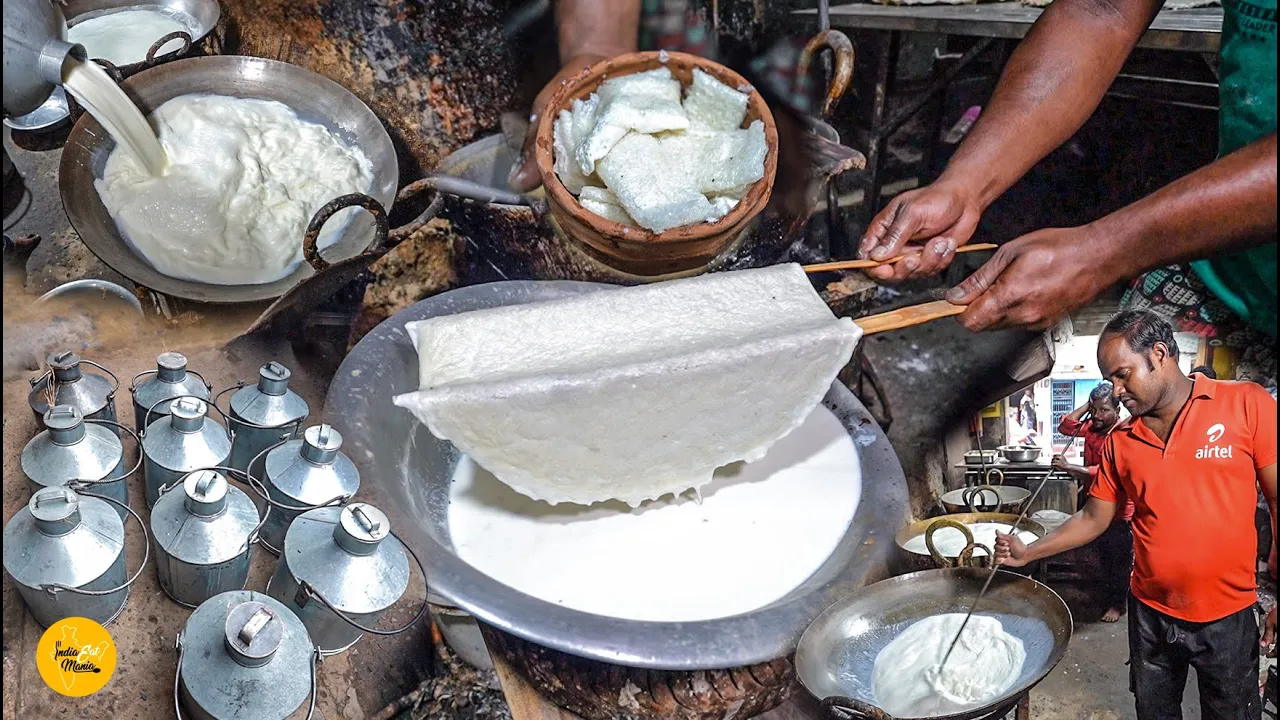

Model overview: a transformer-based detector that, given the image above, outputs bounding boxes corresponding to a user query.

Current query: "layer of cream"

[872,613,1026,717]
[95,94,373,285]
[447,404,860,622]
[68,9,192,66]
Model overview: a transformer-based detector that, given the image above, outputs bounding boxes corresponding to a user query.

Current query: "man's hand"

[993,531,1031,568]
[1051,454,1071,472]
[857,180,983,282]
[509,53,609,192]
[1263,605,1277,657]
[945,225,1117,332]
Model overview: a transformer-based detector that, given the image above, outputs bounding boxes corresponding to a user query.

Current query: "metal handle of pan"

[924,517,975,569]
[820,696,894,720]
[795,29,855,118]
[302,193,391,271]
[956,540,994,569]
[963,485,1002,514]
[146,30,193,66]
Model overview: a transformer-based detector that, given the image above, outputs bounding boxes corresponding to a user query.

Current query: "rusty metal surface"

[217,0,524,179]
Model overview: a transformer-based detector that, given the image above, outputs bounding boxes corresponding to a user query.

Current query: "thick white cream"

[446,404,861,622]
[873,613,1026,717]
[68,10,192,66]
[95,94,373,285]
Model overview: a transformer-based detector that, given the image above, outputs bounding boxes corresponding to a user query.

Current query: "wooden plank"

[488,648,583,720]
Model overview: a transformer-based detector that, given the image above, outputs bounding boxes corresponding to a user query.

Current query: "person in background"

[1051,382,1130,622]
[1191,364,1219,380]
[1017,390,1038,442]
[996,310,1277,719]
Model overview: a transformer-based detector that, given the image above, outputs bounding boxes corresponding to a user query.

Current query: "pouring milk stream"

[61,57,166,176]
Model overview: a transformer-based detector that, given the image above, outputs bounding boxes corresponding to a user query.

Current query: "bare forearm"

[1086,134,1278,282]
[557,0,639,63]
[939,0,1162,209]
[1020,501,1113,562]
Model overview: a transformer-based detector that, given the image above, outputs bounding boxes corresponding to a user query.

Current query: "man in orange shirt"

[997,310,1277,718]
[1052,382,1130,623]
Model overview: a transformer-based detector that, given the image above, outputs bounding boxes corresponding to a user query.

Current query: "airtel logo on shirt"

[1196,423,1233,459]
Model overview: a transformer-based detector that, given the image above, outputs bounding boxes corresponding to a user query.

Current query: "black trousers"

[1096,520,1134,610]
[1129,596,1261,720]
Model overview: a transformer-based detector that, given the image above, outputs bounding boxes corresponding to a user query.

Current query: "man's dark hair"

[1089,381,1119,408]
[1101,310,1179,370]
[1190,365,1217,379]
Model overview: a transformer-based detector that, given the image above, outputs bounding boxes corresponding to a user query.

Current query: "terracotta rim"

[534,51,779,246]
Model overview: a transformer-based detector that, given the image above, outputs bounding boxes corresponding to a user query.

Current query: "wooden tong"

[802,243,997,274]
[854,300,964,335]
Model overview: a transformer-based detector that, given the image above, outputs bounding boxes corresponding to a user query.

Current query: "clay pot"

[534,51,779,276]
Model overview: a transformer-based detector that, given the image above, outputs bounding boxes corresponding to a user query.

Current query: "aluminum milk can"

[258,424,359,555]
[267,503,410,655]
[152,470,261,608]
[142,397,232,508]
[21,406,131,519]
[131,352,211,432]
[227,362,309,477]
[28,350,118,430]
[3,487,130,627]
[176,590,317,720]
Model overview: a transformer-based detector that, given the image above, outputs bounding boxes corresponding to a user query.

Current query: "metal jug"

[267,503,417,655]
[20,406,135,519]
[131,352,211,432]
[141,397,232,508]
[2,0,84,116]
[226,362,309,477]
[2,486,146,627]
[175,590,317,720]
[28,351,118,430]
[257,424,359,555]
[152,470,262,608]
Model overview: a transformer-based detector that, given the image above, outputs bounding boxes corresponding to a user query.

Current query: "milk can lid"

[223,602,283,668]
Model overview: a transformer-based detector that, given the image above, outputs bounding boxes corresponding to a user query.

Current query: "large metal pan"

[60,55,399,303]
[322,280,911,670]
[795,568,1073,720]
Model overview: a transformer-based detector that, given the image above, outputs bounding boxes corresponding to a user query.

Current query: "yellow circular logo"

[35,617,117,697]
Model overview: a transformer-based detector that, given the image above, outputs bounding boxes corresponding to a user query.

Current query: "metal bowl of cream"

[60,55,399,303]
[5,0,221,132]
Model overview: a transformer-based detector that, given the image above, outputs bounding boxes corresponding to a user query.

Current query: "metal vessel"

[2,487,137,627]
[795,568,1073,720]
[21,405,132,518]
[28,350,118,430]
[267,503,411,655]
[151,470,261,608]
[257,424,358,555]
[226,362,309,477]
[60,56,398,304]
[895,513,1048,574]
[175,590,317,720]
[141,397,232,507]
[325,281,911,669]
[2,0,85,116]
[131,352,211,432]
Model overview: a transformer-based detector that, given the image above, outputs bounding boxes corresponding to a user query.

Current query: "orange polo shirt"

[1090,375,1277,622]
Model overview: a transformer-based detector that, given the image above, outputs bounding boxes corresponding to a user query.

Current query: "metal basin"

[997,444,1041,464]
[60,55,399,303]
[795,568,1073,720]
[323,280,911,669]
[5,0,221,132]
[894,513,1046,574]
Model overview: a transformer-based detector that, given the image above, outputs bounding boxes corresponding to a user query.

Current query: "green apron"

[1189,0,1278,336]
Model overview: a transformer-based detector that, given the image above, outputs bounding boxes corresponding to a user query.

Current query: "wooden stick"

[802,243,997,273]
[854,300,965,335]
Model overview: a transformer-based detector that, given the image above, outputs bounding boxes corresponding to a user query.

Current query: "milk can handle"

[81,359,121,400]
[79,419,145,485]
[29,358,120,402]
[242,440,347,513]
[294,531,430,637]
[141,394,234,443]
[130,368,213,394]
[173,633,320,720]
[820,696,894,720]
[154,465,273,554]
[212,382,311,433]
[43,486,149,597]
